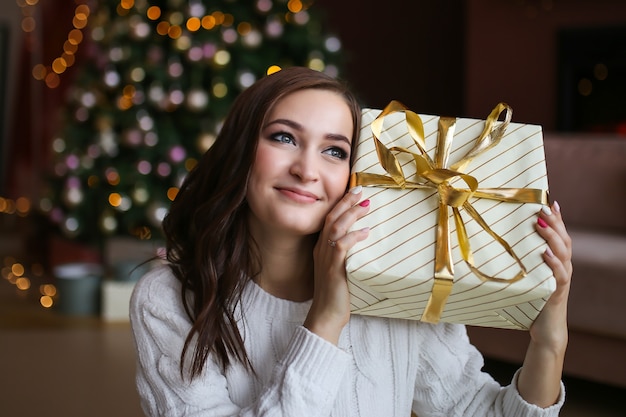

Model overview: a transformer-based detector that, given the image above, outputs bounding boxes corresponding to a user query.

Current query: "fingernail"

[350,185,362,194]
[553,200,561,213]
[359,199,370,207]
[541,205,552,215]
[545,247,554,257]
[360,227,370,233]
[537,218,548,228]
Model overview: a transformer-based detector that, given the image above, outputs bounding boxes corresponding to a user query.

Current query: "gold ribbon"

[350,101,548,323]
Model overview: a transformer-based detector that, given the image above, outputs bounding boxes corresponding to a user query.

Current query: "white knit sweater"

[130,266,564,417]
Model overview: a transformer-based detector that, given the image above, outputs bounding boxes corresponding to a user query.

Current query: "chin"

[279,217,324,237]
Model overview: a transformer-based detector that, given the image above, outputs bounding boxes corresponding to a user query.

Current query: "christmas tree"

[41,0,343,246]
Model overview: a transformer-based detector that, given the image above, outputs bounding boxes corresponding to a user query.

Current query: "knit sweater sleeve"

[411,323,565,417]
[129,267,351,417]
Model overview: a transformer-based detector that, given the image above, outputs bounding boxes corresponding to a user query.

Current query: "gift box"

[346,101,555,330]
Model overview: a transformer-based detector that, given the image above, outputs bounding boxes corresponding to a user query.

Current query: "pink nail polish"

[545,247,554,258]
[537,218,548,228]
[359,199,370,207]
[553,200,561,213]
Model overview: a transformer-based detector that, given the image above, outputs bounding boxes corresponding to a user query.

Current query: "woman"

[130,66,572,416]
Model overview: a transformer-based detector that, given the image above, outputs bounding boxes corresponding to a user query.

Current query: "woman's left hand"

[530,201,573,351]
[517,200,572,407]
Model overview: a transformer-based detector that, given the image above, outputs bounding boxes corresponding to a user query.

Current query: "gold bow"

[350,101,548,323]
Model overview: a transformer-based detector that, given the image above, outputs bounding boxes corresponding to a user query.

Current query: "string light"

[20,1,91,88]
[19,0,331,93]
[0,196,31,217]
[166,187,179,201]
[2,256,56,309]
[287,0,304,13]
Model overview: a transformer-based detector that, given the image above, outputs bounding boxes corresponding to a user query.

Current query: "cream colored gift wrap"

[346,101,555,330]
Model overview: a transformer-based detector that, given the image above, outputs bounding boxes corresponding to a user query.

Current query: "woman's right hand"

[304,185,370,344]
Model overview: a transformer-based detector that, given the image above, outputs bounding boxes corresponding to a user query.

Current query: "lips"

[276,187,320,203]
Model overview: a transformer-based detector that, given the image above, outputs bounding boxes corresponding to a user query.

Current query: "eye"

[270,131,295,145]
[323,146,349,160]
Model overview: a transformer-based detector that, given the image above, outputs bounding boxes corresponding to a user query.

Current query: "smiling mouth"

[277,188,319,203]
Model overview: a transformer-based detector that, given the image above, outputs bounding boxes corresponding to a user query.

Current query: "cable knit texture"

[130,266,565,417]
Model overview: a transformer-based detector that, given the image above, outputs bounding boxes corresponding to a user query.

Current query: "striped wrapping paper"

[346,107,556,330]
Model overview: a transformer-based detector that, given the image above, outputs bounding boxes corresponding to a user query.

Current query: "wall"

[315,0,466,116]
[0,0,23,194]
[465,0,626,130]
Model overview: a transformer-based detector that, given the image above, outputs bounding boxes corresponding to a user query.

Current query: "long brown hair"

[162,67,362,379]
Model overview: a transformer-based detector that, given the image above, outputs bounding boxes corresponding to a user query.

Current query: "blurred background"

[1,1,625,416]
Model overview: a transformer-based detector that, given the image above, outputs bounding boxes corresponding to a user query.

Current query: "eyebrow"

[263,118,352,146]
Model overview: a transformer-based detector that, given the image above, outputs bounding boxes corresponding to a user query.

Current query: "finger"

[537,201,572,259]
[325,185,364,226]
[327,224,370,252]
[542,245,572,285]
[324,186,370,240]
[539,201,570,247]
[327,198,370,242]
[535,204,573,294]
[536,218,571,268]
[319,200,370,262]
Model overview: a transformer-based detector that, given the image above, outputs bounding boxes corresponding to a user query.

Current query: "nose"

[289,149,319,182]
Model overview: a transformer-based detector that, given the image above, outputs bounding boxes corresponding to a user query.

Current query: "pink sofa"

[468,134,626,388]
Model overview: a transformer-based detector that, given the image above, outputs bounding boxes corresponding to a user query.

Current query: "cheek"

[247,146,270,204]
[249,143,283,189]
[325,166,351,203]
[252,143,273,174]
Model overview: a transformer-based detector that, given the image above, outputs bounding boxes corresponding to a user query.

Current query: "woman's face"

[246,88,354,238]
